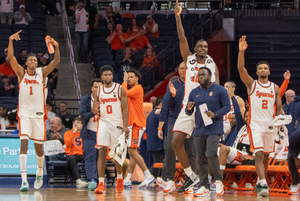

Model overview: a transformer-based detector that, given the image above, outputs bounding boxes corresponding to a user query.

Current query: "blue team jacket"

[79,94,97,139]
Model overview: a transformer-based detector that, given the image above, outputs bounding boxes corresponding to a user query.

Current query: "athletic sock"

[20,154,27,182]
[219,165,226,170]
[260,179,267,186]
[144,169,150,177]
[98,177,105,184]
[126,173,132,181]
[117,174,122,179]
[256,178,260,185]
[36,155,44,176]
[184,166,193,178]
[208,174,213,184]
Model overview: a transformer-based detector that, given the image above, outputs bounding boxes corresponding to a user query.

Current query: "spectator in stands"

[0,75,18,97]
[47,67,59,91]
[17,49,27,68]
[74,0,89,63]
[105,22,115,38]
[103,6,121,26]
[64,117,87,188]
[5,109,18,130]
[0,106,9,130]
[283,89,295,114]
[66,0,76,17]
[0,48,8,65]
[0,0,14,24]
[43,0,60,16]
[150,96,157,108]
[0,57,16,78]
[117,47,136,83]
[14,4,33,25]
[143,15,159,38]
[126,27,153,52]
[45,102,57,131]
[142,48,158,68]
[57,102,74,129]
[85,0,99,57]
[38,53,50,67]
[107,24,127,56]
[127,18,139,37]
[146,97,164,178]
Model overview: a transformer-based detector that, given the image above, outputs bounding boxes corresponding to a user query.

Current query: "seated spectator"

[103,5,121,26]
[57,102,74,129]
[0,75,18,97]
[64,117,87,188]
[0,48,8,65]
[38,53,50,67]
[283,89,295,114]
[107,24,127,56]
[127,18,139,37]
[17,49,27,68]
[143,15,159,38]
[0,57,16,78]
[5,109,18,130]
[0,0,13,25]
[0,106,9,130]
[126,27,152,52]
[117,47,136,83]
[45,102,57,131]
[47,67,59,90]
[142,48,158,68]
[105,22,115,38]
[14,4,33,25]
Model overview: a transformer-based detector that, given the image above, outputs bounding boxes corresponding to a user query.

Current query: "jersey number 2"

[29,86,33,95]
[262,100,268,109]
[106,105,112,114]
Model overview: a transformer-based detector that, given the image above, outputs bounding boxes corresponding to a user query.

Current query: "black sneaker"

[178,175,199,193]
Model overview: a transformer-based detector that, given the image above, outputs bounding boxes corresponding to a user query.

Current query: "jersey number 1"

[262,100,268,109]
[29,86,33,95]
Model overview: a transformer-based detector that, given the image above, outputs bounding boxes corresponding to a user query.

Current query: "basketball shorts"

[96,120,122,149]
[173,107,195,136]
[249,125,275,154]
[19,117,46,142]
[127,124,145,148]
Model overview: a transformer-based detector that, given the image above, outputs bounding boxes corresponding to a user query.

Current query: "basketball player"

[172,0,219,193]
[223,81,245,135]
[238,35,284,197]
[122,69,155,188]
[94,65,129,194]
[8,30,60,191]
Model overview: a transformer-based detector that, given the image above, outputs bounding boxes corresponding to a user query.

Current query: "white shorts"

[249,126,275,154]
[19,117,46,142]
[96,120,122,149]
[173,107,195,136]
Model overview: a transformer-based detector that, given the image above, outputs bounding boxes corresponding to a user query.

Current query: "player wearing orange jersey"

[122,69,155,188]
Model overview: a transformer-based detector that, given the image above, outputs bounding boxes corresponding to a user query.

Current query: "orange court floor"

[0,186,299,201]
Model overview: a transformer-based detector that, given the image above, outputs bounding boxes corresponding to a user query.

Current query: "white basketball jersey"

[238,128,250,145]
[249,80,276,128]
[98,83,123,128]
[223,96,239,133]
[87,97,100,132]
[18,68,45,118]
[183,54,216,105]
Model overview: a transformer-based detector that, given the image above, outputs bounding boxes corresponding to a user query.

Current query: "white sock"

[144,169,150,177]
[126,173,132,180]
[208,174,213,183]
[76,178,81,182]
[98,177,105,183]
[117,174,122,179]
[36,155,44,176]
[256,178,260,185]
[260,179,267,185]
[20,154,27,182]
[184,166,193,177]
[220,165,226,170]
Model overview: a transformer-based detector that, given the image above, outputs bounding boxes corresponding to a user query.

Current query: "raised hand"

[123,71,128,82]
[9,30,22,41]
[48,37,59,46]
[169,82,176,97]
[283,70,291,80]
[187,101,194,111]
[174,0,182,17]
[239,35,248,51]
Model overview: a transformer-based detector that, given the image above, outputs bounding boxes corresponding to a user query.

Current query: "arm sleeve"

[121,83,141,98]
[280,79,289,98]
[215,88,231,118]
[185,91,194,116]
[79,96,95,121]
[232,97,243,129]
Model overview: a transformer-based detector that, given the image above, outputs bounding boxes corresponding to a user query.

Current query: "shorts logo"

[209,92,213,96]
[133,139,138,144]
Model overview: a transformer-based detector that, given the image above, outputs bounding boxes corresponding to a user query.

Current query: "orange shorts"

[127,124,143,148]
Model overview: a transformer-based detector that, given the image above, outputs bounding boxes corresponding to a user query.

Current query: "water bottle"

[242,146,247,156]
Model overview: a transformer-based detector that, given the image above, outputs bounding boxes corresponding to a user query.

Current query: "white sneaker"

[34,175,43,189]
[156,177,167,189]
[245,183,253,189]
[184,187,193,194]
[163,180,176,193]
[123,179,132,187]
[138,175,155,188]
[230,182,238,188]
[76,179,87,188]
[193,186,210,197]
[20,181,29,191]
[215,180,224,196]
[288,183,300,195]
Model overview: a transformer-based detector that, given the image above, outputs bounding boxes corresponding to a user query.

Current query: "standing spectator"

[146,97,164,178]
[0,0,14,24]
[107,24,127,56]
[0,57,16,78]
[74,0,89,63]
[85,0,99,56]
[57,102,74,129]
[64,117,87,188]
[143,15,159,38]
[80,78,102,190]
[0,75,18,97]
[0,48,8,65]
[14,5,33,25]
[127,18,139,37]
[66,0,76,17]
[45,102,56,131]
[283,89,295,114]
[126,27,152,52]
[103,6,121,26]
[17,49,27,68]
[186,67,230,197]
[0,106,9,130]
[47,67,59,91]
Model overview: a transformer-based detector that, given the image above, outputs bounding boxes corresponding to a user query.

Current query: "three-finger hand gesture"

[239,35,248,51]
